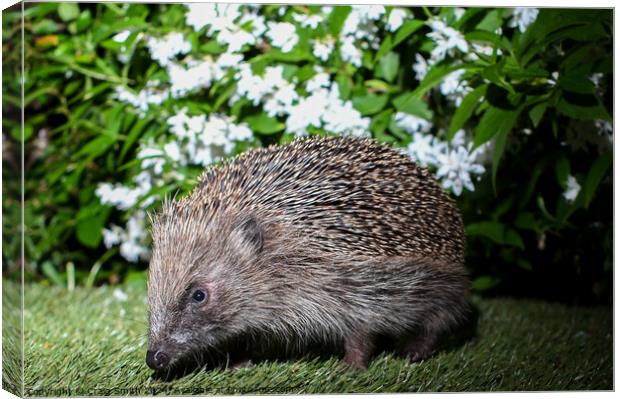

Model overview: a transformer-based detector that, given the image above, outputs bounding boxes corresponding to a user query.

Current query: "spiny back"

[177,136,464,264]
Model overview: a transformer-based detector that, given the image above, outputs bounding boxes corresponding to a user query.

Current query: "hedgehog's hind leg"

[396,329,439,363]
[342,332,375,369]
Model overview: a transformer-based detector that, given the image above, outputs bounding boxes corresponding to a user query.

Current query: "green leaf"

[392,94,432,120]
[518,159,547,209]
[514,212,540,232]
[75,202,112,248]
[583,152,612,208]
[32,19,59,34]
[125,270,147,289]
[328,6,351,36]
[448,84,487,139]
[471,276,502,292]
[481,63,515,95]
[76,206,110,249]
[378,52,399,83]
[558,73,596,94]
[74,135,116,160]
[244,113,285,135]
[411,64,463,99]
[475,9,503,32]
[465,30,511,51]
[474,105,520,148]
[490,129,509,195]
[120,117,150,162]
[504,229,525,249]
[393,20,425,47]
[352,94,389,115]
[336,74,351,99]
[556,92,611,121]
[473,105,520,192]
[370,110,392,136]
[528,103,547,127]
[58,3,80,22]
[466,221,524,249]
[466,221,505,243]
[364,79,390,92]
[41,261,65,287]
[555,156,571,188]
[375,36,393,61]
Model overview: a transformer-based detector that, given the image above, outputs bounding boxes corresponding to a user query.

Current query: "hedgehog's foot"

[398,331,438,363]
[229,358,255,370]
[342,333,374,370]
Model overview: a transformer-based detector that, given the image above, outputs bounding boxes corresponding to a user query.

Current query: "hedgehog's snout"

[146,348,170,370]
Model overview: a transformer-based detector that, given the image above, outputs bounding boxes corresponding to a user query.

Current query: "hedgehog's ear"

[232,214,264,255]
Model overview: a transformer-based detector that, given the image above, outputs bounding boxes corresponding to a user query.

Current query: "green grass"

[3,282,613,395]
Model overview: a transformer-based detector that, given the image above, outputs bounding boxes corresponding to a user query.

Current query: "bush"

[2,4,612,302]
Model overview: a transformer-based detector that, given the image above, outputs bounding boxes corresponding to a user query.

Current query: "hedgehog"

[145,135,469,371]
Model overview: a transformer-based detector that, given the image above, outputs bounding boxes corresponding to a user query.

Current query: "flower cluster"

[96,105,253,261]
[99,5,545,262]
[402,124,488,197]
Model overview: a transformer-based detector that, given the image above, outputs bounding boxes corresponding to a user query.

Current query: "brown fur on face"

[147,136,469,370]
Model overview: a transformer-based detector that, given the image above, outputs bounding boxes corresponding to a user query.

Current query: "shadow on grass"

[151,302,480,382]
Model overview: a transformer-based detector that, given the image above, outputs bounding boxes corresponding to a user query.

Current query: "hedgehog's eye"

[191,289,207,304]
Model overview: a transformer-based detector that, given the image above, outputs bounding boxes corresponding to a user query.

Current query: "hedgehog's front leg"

[343,332,375,369]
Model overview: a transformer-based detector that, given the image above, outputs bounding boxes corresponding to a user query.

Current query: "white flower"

[293,13,322,29]
[218,27,255,52]
[595,120,613,137]
[95,183,141,210]
[186,3,240,33]
[234,64,294,108]
[286,92,329,136]
[509,8,539,33]
[103,225,124,248]
[234,64,273,105]
[590,73,604,88]
[323,101,371,137]
[167,59,215,98]
[264,84,299,117]
[305,71,331,92]
[454,8,466,21]
[185,3,217,31]
[407,132,438,167]
[239,11,267,37]
[386,8,408,32]
[112,30,131,43]
[313,37,335,62]
[394,112,432,135]
[228,123,253,142]
[342,6,383,41]
[163,141,183,164]
[113,288,128,302]
[285,84,370,138]
[340,35,362,67]
[114,83,167,113]
[137,146,166,175]
[440,69,471,105]
[563,175,581,203]
[427,19,468,63]
[266,22,299,53]
[354,5,385,21]
[412,54,429,81]
[185,3,255,52]
[435,146,486,196]
[146,32,191,67]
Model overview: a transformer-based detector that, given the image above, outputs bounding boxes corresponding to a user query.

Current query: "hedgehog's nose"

[146,349,170,370]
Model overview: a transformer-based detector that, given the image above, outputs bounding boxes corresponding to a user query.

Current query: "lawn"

[2,282,613,395]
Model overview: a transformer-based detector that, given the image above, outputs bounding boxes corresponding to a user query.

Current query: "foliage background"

[2,2,613,304]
